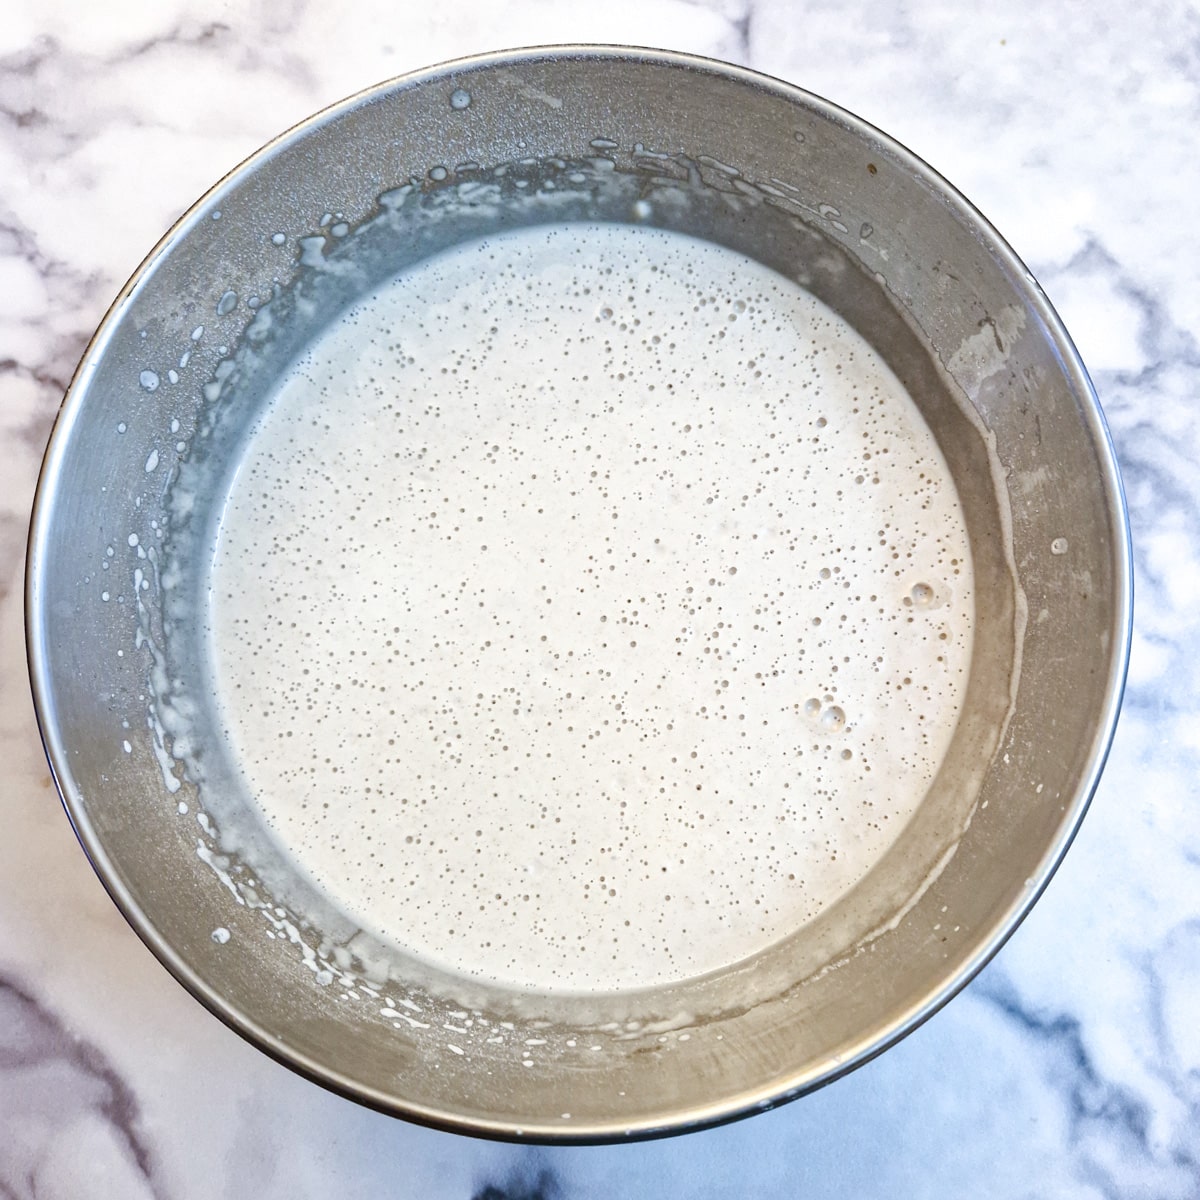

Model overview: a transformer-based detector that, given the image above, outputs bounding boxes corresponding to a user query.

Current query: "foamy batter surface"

[206,222,973,992]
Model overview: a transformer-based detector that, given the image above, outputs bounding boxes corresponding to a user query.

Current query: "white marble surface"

[2,1,1197,1196]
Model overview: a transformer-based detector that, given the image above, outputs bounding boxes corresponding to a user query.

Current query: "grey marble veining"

[0,971,166,1198]
[2,2,1198,1196]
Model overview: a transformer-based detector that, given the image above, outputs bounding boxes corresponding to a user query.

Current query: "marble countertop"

[3,2,1197,1196]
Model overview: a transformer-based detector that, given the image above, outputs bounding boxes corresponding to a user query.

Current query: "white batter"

[206,222,973,992]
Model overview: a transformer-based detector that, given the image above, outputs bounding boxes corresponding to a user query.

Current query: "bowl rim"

[24,42,1133,1143]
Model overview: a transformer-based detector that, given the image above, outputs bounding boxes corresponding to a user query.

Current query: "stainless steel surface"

[25,46,1131,1141]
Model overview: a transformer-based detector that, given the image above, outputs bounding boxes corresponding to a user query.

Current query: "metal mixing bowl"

[26,47,1131,1141]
